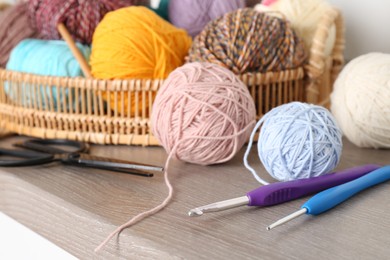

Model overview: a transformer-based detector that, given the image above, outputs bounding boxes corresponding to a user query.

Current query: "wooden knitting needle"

[57,23,92,78]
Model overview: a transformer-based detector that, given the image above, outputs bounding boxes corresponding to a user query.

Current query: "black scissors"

[0,139,164,177]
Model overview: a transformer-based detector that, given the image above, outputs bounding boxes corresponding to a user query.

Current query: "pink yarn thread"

[95,62,256,252]
[95,150,175,253]
[262,0,278,6]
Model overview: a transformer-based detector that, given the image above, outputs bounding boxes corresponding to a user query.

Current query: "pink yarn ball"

[262,0,277,6]
[28,0,138,44]
[152,62,256,165]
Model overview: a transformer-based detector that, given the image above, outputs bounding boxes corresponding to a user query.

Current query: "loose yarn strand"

[94,146,177,253]
[95,120,255,252]
[243,116,269,185]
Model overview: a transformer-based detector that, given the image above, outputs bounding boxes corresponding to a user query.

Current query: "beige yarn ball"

[331,53,390,148]
[255,0,336,56]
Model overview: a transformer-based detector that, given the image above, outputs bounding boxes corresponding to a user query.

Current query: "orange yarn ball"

[90,6,192,115]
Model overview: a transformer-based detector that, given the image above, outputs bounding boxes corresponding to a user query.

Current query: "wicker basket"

[0,8,344,146]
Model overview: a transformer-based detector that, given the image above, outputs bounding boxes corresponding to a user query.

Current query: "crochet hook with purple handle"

[188,164,380,216]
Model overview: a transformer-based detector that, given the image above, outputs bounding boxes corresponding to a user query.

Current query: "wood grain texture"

[1,136,390,259]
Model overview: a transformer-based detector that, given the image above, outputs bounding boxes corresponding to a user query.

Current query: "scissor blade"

[83,164,154,177]
[65,153,164,172]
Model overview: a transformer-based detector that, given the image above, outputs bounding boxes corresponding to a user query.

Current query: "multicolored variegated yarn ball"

[28,0,138,44]
[187,8,307,74]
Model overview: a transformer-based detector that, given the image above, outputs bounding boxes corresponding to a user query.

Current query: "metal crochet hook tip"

[267,208,307,231]
[188,208,204,217]
[188,196,249,217]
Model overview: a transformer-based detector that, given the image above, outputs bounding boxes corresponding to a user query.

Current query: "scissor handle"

[14,139,89,154]
[0,148,54,166]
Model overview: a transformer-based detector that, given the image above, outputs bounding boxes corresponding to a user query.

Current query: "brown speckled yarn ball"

[187,8,307,74]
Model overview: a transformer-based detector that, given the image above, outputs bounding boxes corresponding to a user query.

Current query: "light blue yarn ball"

[5,39,90,109]
[257,102,343,181]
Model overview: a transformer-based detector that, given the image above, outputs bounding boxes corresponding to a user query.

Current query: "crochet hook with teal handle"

[267,165,390,230]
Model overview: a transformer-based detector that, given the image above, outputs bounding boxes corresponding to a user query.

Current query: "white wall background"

[0,0,15,4]
[327,0,390,61]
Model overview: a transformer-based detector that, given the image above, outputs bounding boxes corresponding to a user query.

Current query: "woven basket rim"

[0,66,305,86]
[0,66,304,78]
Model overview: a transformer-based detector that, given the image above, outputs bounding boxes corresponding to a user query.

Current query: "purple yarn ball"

[168,0,245,38]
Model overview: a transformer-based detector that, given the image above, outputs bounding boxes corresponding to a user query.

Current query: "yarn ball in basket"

[331,53,390,149]
[152,62,256,165]
[6,39,91,109]
[90,6,192,115]
[255,0,336,56]
[148,0,170,21]
[169,0,245,38]
[187,8,307,74]
[28,0,138,44]
[0,3,39,68]
[247,102,342,182]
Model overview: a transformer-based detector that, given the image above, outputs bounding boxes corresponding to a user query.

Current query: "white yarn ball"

[331,52,390,148]
[255,0,336,56]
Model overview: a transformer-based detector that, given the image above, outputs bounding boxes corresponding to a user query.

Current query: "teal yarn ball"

[149,0,170,21]
[244,102,343,183]
[6,39,90,109]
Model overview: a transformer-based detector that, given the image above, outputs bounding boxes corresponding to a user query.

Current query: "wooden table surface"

[1,135,390,259]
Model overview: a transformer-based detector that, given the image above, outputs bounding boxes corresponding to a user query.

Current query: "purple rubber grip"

[247,164,381,207]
